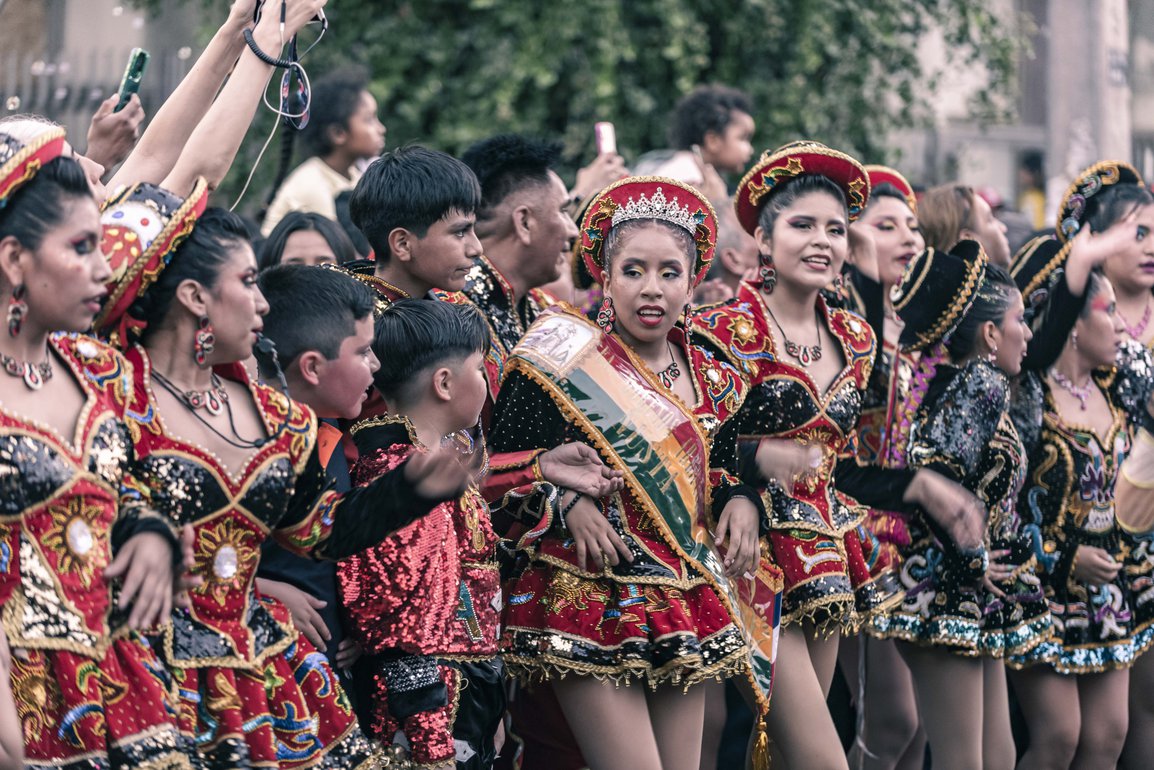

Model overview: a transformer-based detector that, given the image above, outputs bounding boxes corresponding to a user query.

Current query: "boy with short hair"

[345,145,484,305]
[338,299,504,770]
[253,264,380,673]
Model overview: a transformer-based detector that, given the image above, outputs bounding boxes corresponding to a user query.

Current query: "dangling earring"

[596,297,615,333]
[759,253,776,295]
[1070,329,1079,350]
[833,273,845,293]
[7,284,26,338]
[988,345,998,363]
[194,316,216,368]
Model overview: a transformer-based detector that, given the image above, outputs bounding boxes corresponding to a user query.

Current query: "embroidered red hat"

[734,141,870,236]
[865,164,917,214]
[580,176,718,287]
[95,177,209,346]
[0,127,68,208]
[1057,160,1144,243]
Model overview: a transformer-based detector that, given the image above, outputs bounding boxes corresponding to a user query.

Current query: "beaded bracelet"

[557,490,583,530]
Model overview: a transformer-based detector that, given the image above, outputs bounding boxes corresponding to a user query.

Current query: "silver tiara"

[610,186,704,235]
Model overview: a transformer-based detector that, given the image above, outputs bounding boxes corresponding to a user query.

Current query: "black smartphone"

[114,48,149,112]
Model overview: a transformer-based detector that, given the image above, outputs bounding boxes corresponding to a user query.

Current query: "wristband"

[243,28,293,68]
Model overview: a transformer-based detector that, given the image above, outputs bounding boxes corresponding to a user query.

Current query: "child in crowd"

[263,67,386,234]
[259,212,359,270]
[338,300,504,770]
[254,264,380,674]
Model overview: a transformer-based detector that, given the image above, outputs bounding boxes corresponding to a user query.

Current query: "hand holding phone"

[594,122,617,156]
[115,49,149,113]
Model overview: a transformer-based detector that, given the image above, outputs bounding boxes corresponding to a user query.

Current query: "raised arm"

[108,2,255,191]
[159,0,327,197]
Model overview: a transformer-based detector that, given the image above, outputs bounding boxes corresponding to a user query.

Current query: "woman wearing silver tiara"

[490,177,780,770]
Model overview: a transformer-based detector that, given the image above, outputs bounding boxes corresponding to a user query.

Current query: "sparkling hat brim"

[580,176,718,288]
[864,164,917,214]
[95,177,210,346]
[1056,160,1143,243]
[0,126,68,209]
[734,141,870,236]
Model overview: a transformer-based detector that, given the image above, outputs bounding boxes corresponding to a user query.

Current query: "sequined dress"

[490,309,774,690]
[1011,369,1138,673]
[338,416,503,768]
[869,360,1050,657]
[693,282,902,632]
[0,334,190,770]
[122,346,440,768]
[1113,337,1154,656]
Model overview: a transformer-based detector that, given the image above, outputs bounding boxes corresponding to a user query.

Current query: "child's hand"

[715,496,760,578]
[336,639,362,670]
[1072,545,1121,586]
[257,578,331,651]
[406,447,471,501]
[105,531,177,629]
[538,443,623,498]
[564,495,633,571]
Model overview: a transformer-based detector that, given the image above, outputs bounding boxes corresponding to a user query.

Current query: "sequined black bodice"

[138,453,296,528]
[0,415,133,515]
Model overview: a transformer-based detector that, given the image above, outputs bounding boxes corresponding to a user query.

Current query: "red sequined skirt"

[11,636,191,770]
[766,490,902,634]
[501,550,748,688]
[170,614,376,769]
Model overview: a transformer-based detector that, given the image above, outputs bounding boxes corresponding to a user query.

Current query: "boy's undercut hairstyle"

[300,67,372,158]
[371,299,490,402]
[348,145,481,264]
[461,134,562,222]
[669,85,753,151]
[256,264,376,380]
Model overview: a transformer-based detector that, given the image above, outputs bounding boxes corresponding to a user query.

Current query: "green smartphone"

[114,48,149,112]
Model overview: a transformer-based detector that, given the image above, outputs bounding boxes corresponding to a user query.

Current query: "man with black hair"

[254,264,380,675]
[262,67,386,234]
[460,134,578,359]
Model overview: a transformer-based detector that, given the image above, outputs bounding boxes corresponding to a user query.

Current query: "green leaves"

[150,0,1019,211]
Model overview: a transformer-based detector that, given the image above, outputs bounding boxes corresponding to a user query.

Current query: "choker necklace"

[1050,369,1092,410]
[152,369,267,450]
[764,303,823,367]
[0,351,53,390]
[174,373,229,416]
[657,341,682,389]
[1118,298,1153,341]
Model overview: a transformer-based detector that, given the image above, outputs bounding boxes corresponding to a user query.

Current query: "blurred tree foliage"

[143,0,1021,215]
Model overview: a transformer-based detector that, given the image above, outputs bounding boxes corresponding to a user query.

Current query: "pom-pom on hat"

[891,239,988,351]
[95,177,209,346]
[734,141,870,236]
[0,127,67,209]
[1057,160,1143,243]
[865,164,917,214]
[580,176,717,287]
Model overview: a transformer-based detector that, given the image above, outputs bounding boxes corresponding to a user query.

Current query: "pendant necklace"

[1118,297,1153,341]
[1049,369,1092,410]
[764,303,823,367]
[0,350,53,390]
[657,341,682,388]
